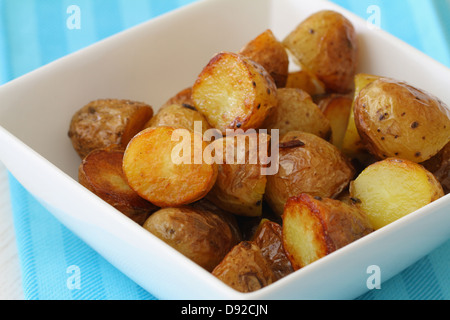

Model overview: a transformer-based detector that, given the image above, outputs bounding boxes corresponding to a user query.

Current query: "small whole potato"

[354,78,450,163]
[265,131,355,215]
[283,10,359,93]
[143,206,240,272]
[68,99,154,158]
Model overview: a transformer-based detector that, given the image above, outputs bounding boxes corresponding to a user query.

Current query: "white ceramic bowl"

[0,0,449,300]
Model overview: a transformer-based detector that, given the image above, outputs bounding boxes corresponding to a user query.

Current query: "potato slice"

[143,205,240,272]
[239,29,289,88]
[265,131,355,215]
[212,241,275,293]
[251,219,294,281]
[192,51,277,134]
[262,88,332,139]
[282,193,373,269]
[206,132,269,217]
[354,78,450,163]
[68,99,154,158]
[144,103,211,134]
[422,142,450,194]
[78,148,158,225]
[283,10,359,93]
[122,126,218,207]
[319,94,353,149]
[285,70,326,97]
[350,158,445,230]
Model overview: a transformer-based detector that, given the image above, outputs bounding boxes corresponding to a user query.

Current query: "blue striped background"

[1,0,449,300]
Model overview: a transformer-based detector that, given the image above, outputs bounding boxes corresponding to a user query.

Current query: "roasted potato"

[78,148,158,225]
[143,205,240,272]
[354,78,450,163]
[285,70,326,97]
[144,103,211,134]
[422,142,450,194]
[282,10,359,94]
[251,219,294,281]
[265,131,355,215]
[160,87,194,109]
[239,29,289,88]
[206,132,269,217]
[68,99,154,158]
[122,126,218,207]
[212,241,276,293]
[319,94,353,149]
[261,88,332,139]
[349,158,445,230]
[282,193,373,270]
[192,51,277,134]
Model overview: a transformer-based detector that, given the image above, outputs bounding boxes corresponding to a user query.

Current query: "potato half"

[239,29,289,88]
[282,193,373,269]
[354,78,450,163]
[265,131,355,215]
[122,126,218,207]
[282,10,359,94]
[285,70,326,97]
[212,241,276,293]
[349,158,445,230]
[68,99,153,158]
[262,88,332,139]
[143,205,240,272]
[192,51,277,134]
[78,148,158,225]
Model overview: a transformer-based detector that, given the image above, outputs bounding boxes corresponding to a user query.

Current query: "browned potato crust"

[282,193,373,269]
[239,29,289,88]
[251,219,294,281]
[265,131,355,215]
[143,206,240,272]
[68,99,154,158]
[160,87,194,109]
[122,126,218,207]
[262,88,332,139]
[192,52,277,134]
[282,10,359,94]
[350,158,445,229]
[422,142,450,194]
[78,148,158,225]
[144,103,211,134]
[206,132,269,217]
[354,78,450,163]
[285,70,326,96]
[212,241,276,293]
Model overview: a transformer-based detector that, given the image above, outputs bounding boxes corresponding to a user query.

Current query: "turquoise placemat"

[1,0,449,300]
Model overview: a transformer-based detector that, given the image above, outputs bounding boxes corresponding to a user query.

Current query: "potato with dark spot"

[265,131,355,216]
[68,99,153,158]
[143,205,240,272]
[421,142,450,194]
[160,87,194,109]
[354,78,450,163]
[262,88,331,138]
[239,29,289,88]
[212,241,275,293]
[282,10,359,94]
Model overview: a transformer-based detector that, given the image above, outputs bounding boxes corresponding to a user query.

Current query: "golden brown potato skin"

[160,87,194,109]
[283,10,359,94]
[212,241,275,293]
[68,99,153,158]
[422,142,450,194]
[206,133,269,217]
[78,148,158,225]
[282,193,373,269]
[262,88,331,139]
[265,131,355,215]
[144,103,211,134]
[239,29,289,88]
[354,78,450,163]
[285,70,326,97]
[251,219,293,281]
[143,206,240,272]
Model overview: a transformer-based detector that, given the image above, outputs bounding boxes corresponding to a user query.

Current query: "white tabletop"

[0,161,24,300]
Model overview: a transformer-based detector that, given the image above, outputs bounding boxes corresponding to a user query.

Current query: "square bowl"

[0,0,449,300]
